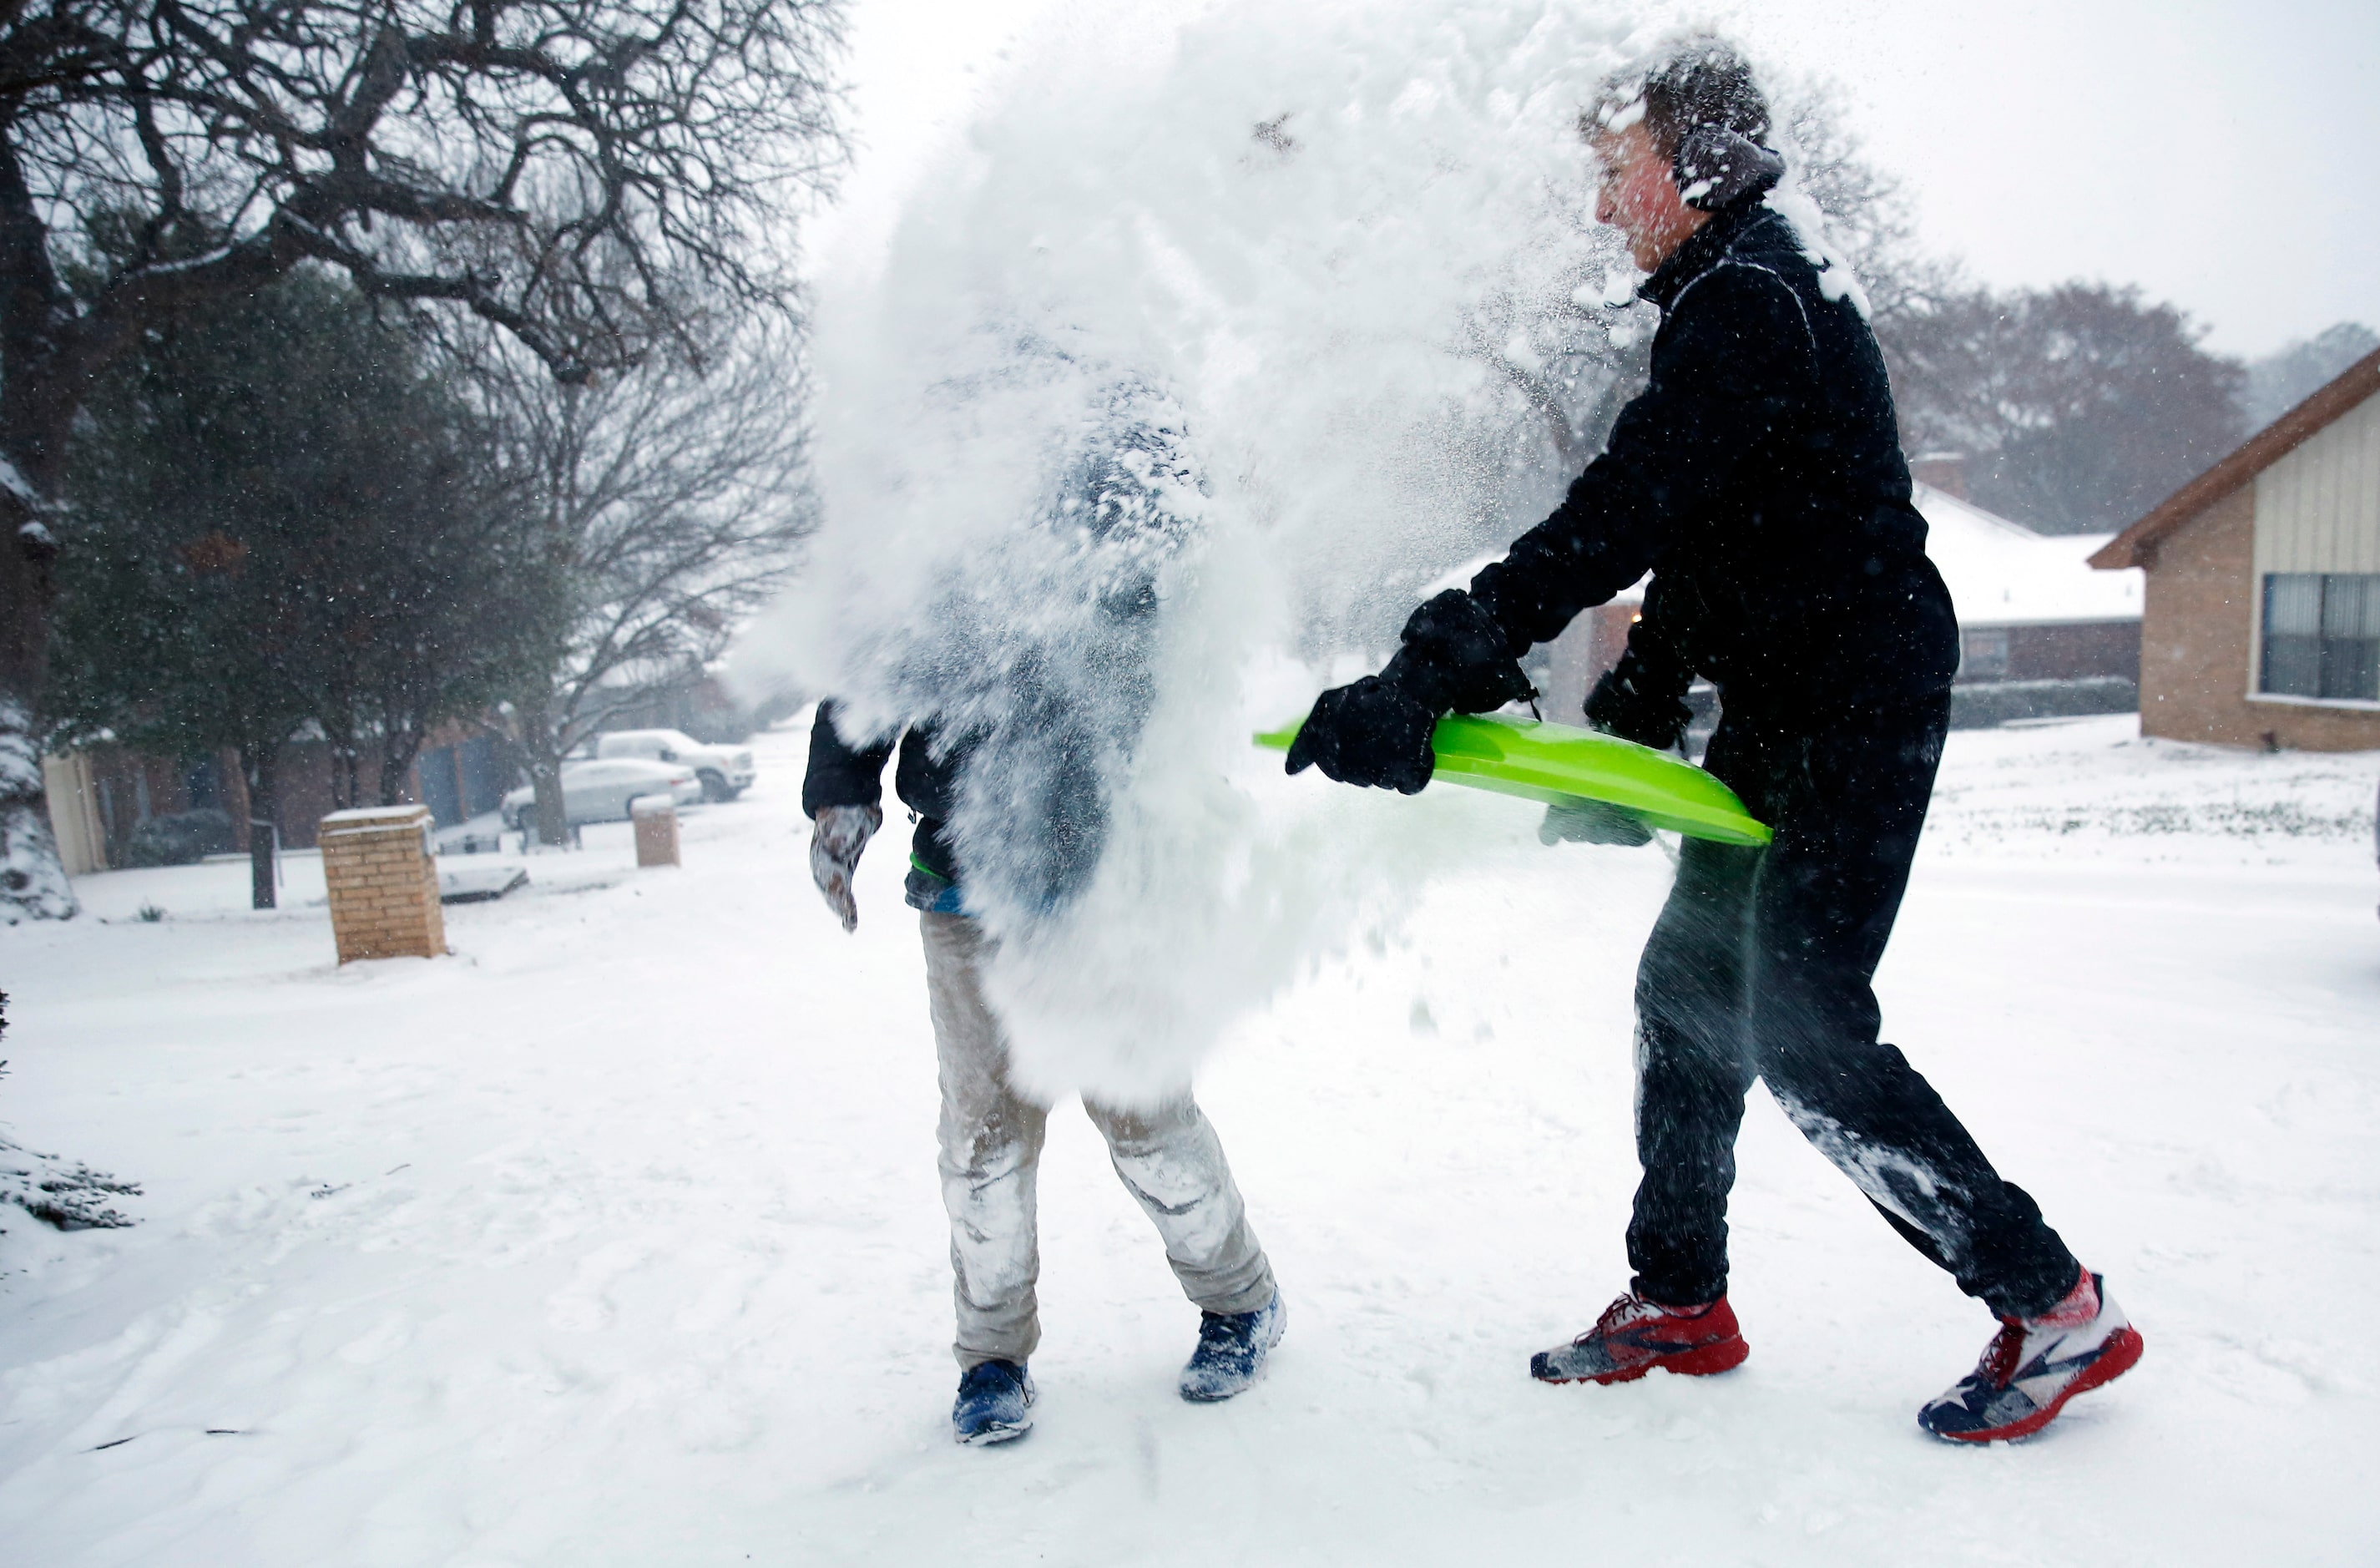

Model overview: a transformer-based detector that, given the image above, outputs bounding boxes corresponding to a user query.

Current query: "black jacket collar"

[1636,190,1781,313]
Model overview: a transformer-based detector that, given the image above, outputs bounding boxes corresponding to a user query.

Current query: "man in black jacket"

[1286,38,2140,1443]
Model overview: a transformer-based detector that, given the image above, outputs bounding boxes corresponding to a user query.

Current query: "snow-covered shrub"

[0,1139,141,1232]
[0,998,139,1232]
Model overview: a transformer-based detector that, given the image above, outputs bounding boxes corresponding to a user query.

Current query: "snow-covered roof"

[1916,484,2142,627]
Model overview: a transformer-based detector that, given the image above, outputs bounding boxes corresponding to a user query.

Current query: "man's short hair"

[1584,36,1771,158]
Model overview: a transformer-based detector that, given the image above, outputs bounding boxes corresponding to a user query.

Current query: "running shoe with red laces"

[1530,1292,1749,1384]
[1919,1269,2143,1443]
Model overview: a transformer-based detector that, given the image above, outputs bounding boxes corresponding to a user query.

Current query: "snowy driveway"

[3,717,2376,1565]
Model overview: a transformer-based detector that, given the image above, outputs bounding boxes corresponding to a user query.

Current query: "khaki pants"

[921,911,1276,1368]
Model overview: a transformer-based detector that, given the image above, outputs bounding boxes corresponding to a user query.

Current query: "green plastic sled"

[1256,711,1771,847]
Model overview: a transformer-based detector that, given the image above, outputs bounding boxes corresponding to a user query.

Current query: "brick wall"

[2138,485,2380,750]
[319,806,446,962]
[2006,620,2141,684]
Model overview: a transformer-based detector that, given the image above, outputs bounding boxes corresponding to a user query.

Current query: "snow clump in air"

[740,0,1752,1104]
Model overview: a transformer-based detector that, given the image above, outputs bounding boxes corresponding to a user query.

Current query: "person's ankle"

[2023,1266,2099,1330]
[1641,1292,1721,1318]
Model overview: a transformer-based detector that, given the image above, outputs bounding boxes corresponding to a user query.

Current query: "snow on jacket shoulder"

[1468,195,1958,717]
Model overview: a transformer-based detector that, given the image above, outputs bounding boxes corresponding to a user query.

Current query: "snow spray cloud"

[740,0,1731,1103]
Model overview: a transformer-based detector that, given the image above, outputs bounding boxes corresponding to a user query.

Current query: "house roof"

[2089,345,2380,570]
[1915,484,2142,626]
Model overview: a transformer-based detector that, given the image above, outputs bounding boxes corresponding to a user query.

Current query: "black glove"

[1284,675,1438,794]
[1286,590,1534,795]
[1584,658,1691,752]
[1539,797,1653,847]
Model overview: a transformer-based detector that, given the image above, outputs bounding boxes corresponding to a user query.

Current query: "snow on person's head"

[736,0,1663,1105]
[1587,35,1781,214]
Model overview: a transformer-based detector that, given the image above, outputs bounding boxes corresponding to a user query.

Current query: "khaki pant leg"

[921,912,1050,1369]
[1084,1094,1277,1318]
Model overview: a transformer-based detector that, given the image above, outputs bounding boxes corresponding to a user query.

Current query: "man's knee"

[1759,1029,1932,1128]
[1083,1091,1200,1156]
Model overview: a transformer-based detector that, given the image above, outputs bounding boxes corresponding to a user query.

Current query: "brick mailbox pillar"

[320,804,447,962]
[631,794,681,868]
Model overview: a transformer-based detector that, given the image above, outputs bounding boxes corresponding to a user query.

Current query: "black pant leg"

[1624,738,1764,1308]
[1747,696,2079,1319]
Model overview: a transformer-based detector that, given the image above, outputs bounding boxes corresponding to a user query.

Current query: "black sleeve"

[801,700,897,818]
[1584,589,1695,751]
[1468,263,1818,652]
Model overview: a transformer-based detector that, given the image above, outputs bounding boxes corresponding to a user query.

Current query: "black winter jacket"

[1467,192,1958,723]
[802,701,973,910]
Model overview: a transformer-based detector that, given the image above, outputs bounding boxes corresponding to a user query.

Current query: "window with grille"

[2261,574,2380,701]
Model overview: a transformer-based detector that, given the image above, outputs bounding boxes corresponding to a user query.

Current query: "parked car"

[594,729,756,802]
[500,759,703,830]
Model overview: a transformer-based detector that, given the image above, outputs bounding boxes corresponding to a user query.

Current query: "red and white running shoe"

[1530,1292,1749,1384]
[1920,1269,2143,1443]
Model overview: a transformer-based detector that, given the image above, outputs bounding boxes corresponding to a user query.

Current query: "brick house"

[42,737,375,875]
[1918,483,2142,688]
[42,722,498,876]
[2089,347,2380,751]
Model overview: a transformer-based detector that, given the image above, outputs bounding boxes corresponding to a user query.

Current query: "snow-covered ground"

[2,715,2375,1566]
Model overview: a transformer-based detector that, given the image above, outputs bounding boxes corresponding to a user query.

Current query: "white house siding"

[2253,388,2380,576]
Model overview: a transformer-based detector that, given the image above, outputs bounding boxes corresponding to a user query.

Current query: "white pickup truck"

[594,728,757,802]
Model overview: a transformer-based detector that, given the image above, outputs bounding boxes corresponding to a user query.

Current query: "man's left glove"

[1286,589,1534,794]
[809,802,882,932]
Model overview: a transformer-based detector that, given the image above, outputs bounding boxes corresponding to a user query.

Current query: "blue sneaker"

[953,1359,1034,1445]
[1179,1294,1286,1403]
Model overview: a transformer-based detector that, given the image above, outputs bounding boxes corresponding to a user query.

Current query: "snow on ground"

[1,715,2375,1566]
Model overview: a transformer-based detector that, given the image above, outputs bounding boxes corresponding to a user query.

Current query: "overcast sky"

[811,0,2380,358]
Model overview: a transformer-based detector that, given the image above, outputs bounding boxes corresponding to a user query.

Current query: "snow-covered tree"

[0,0,846,919]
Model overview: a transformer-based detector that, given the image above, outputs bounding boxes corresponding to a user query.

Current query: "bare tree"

[1773,81,1957,331]
[476,323,810,844]
[1882,282,2246,533]
[0,0,846,918]
[1773,87,2247,534]
[2246,321,2378,427]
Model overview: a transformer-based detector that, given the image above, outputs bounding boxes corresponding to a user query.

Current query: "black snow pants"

[1625,692,2080,1321]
